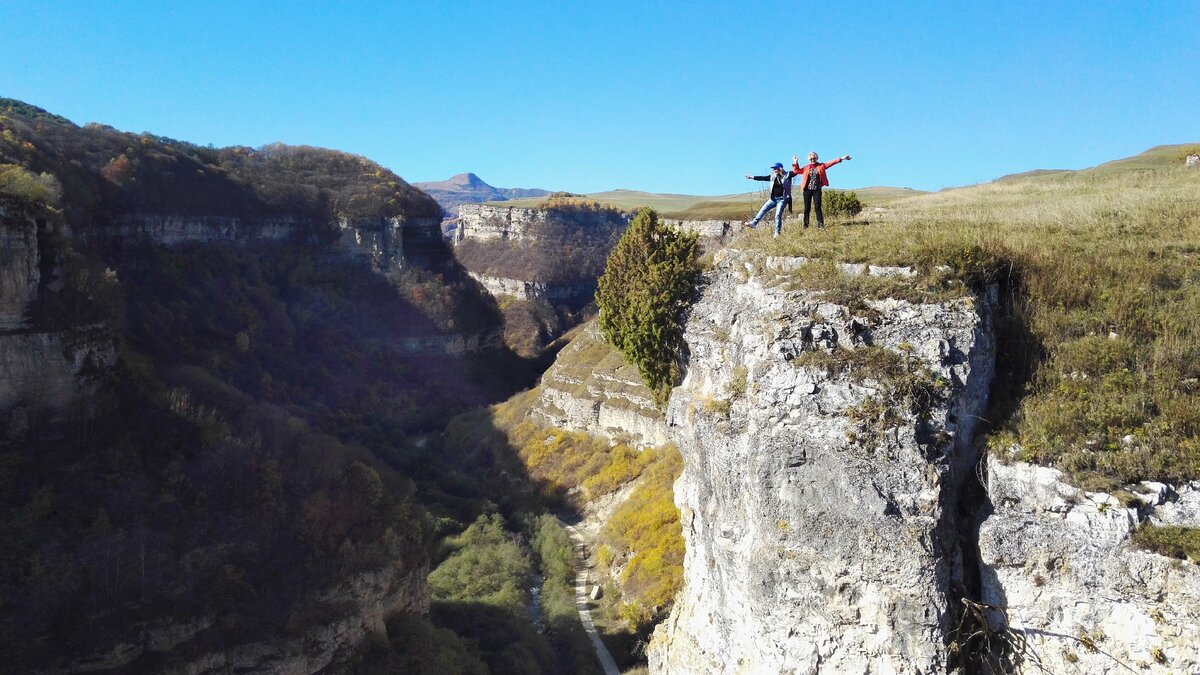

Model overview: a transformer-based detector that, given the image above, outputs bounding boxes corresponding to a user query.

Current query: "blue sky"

[2,1,1197,195]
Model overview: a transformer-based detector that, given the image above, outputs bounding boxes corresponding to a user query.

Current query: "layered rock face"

[95,213,310,245]
[530,322,668,447]
[454,204,731,248]
[83,213,442,274]
[978,458,1200,673]
[454,204,623,244]
[660,218,735,240]
[0,200,40,331]
[466,272,598,304]
[0,201,113,420]
[649,252,997,673]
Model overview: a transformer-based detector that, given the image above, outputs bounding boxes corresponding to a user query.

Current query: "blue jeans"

[750,196,787,234]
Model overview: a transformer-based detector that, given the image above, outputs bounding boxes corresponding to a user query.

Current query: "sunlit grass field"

[488,186,924,217]
[738,145,1200,488]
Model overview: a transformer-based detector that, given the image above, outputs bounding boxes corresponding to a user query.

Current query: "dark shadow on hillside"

[0,228,562,670]
[979,275,1043,438]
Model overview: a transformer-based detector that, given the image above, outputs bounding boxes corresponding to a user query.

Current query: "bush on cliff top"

[596,208,700,405]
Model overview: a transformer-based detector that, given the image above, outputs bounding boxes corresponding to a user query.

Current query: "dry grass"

[738,158,1200,486]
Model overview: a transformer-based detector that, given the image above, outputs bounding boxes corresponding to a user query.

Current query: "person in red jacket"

[792,151,852,229]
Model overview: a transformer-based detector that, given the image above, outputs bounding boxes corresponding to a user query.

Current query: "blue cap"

[771,162,784,169]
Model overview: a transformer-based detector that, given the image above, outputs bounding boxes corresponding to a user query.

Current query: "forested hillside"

[0,99,582,672]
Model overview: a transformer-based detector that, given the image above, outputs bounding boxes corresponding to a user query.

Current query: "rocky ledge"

[649,251,997,673]
[979,457,1200,673]
[529,322,667,448]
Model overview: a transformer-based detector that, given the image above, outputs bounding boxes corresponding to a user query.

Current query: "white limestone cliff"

[0,201,113,425]
[978,457,1200,673]
[646,249,1200,673]
[649,251,997,673]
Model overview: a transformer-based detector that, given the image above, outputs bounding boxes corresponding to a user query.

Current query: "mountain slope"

[0,99,538,672]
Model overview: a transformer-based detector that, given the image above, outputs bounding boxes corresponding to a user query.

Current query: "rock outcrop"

[660,218,735,240]
[529,322,668,448]
[978,457,1200,673]
[0,199,113,420]
[93,213,311,245]
[649,251,997,673]
[454,204,549,243]
[0,199,40,331]
[82,213,443,274]
[466,272,598,304]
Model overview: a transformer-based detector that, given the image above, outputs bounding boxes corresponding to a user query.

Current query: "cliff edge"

[649,251,997,673]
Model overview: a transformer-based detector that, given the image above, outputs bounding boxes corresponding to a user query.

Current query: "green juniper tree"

[596,208,700,405]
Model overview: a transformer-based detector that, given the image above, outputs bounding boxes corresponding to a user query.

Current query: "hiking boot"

[743,221,757,229]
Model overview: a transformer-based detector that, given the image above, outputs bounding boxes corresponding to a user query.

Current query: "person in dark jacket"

[792,151,852,228]
[744,156,801,237]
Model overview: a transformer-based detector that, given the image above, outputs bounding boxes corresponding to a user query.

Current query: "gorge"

[3,95,1199,674]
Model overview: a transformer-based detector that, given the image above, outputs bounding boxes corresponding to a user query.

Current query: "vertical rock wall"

[0,201,113,422]
[0,200,39,331]
[649,253,997,674]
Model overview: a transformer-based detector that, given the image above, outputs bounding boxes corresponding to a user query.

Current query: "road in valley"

[563,522,621,675]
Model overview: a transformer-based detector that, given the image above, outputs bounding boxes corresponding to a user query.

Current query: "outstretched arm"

[746,174,769,181]
[822,155,852,169]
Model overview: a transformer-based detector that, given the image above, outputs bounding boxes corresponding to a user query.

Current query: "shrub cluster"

[596,208,701,405]
[822,189,863,218]
[0,163,61,204]
[596,445,685,626]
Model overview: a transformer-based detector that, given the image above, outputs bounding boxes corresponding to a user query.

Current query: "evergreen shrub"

[595,208,700,405]
[822,189,863,218]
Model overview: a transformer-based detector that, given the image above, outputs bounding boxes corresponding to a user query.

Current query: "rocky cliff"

[978,457,1200,672]
[453,204,604,244]
[79,212,443,274]
[454,205,731,248]
[649,251,997,673]
[529,322,667,448]
[452,205,730,312]
[646,250,1200,673]
[0,198,113,421]
[0,199,41,331]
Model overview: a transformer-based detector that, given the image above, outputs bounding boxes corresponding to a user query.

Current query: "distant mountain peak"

[413,173,552,217]
[446,172,490,188]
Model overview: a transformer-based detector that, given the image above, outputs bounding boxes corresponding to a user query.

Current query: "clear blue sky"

[2,1,1197,195]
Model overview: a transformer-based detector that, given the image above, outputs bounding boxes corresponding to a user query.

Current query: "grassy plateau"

[734,144,1200,489]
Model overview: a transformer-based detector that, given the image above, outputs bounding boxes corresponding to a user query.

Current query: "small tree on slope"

[596,208,700,406]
